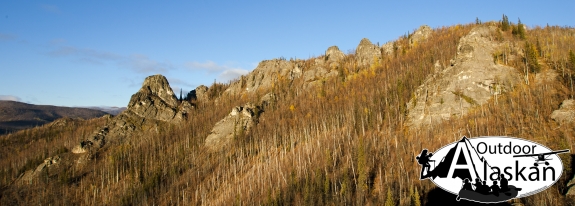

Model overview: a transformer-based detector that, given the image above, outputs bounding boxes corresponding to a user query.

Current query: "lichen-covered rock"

[356,38,381,66]
[550,99,575,125]
[406,25,521,128]
[325,46,345,63]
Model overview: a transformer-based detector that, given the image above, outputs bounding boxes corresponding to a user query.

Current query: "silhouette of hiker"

[499,174,509,192]
[416,149,433,179]
[490,181,501,197]
[462,178,473,191]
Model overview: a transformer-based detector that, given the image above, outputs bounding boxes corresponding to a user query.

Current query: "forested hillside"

[1,18,574,205]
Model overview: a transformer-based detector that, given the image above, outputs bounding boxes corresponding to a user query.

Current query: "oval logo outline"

[417,136,569,203]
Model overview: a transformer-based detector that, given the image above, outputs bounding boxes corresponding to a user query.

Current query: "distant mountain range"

[82,106,127,115]
[0,100,114,134]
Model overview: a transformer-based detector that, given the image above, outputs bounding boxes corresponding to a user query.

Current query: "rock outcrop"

[550,99,575,125]
[303,66,338,83]
[355,38,381,66]
[409,25,432,45]
[195,85,209,101]
[406,25,521,128]
[72,74,192,154]
[224,59,300,95]
[381,41,395,56]
[187,85,209,102]
[19,156,61,184]
[126,75,181,121]
[205,103,258,149]
[325,46,345,62]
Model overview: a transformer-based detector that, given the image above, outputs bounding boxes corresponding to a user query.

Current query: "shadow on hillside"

[566,154,575,195]
[425,187,511,206]
[0,120,47,135]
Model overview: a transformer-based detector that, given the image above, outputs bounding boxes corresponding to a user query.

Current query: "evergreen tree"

[536,37,543,57]
[569,49,575,72]
[524,41,540,73]
[411,187,421,206]
[501,14,509,31]
[517,18,526,40]
[385,188,395,206]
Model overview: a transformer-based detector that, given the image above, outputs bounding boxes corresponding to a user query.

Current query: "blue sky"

[1,1,573,107]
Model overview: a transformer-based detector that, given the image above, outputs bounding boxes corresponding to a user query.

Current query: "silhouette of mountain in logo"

[426,136,492,181]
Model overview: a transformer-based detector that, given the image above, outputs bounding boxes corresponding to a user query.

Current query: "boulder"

[205,103,258,149]
[550,99,575,124]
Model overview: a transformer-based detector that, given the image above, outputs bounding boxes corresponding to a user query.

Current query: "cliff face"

[406,25,521,128]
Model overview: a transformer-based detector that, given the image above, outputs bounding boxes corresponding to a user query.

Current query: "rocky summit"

[355,38,381,66]
[127,74,188,122]
[72,74,192,154]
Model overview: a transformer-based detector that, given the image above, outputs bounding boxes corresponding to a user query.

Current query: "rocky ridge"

[223,38,387,97]
[17,74,193,184]
[406,25,522,128]
[72,74,192,154]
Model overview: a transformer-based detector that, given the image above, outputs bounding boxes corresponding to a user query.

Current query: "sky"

[1,1,573,107]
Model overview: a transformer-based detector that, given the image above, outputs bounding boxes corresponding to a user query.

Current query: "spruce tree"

[385,188,395,206]
[569,49,575,72]
[517,18,526,40]
[501,14,509,31]
[524,41,540,73]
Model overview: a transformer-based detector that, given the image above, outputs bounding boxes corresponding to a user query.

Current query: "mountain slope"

[1,21,574,206]
[0,101,109,134]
